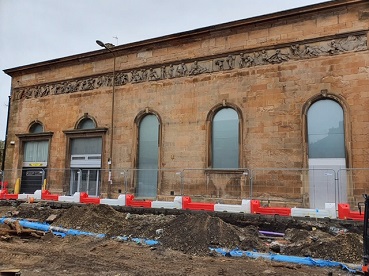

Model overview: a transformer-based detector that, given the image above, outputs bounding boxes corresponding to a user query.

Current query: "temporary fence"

[1,167,369,209]
[250,168,337,209]
[180,168,251,202]
[337,168,369,207]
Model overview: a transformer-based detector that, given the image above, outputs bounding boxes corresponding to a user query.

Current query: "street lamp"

[96,40,116,197]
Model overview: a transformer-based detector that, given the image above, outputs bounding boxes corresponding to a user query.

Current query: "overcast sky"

[0,0,331,140]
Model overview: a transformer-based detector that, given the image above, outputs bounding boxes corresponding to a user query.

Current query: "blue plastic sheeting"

[209,248,360,273]
[0,218,105,238]
[0,217,159,246]
[115,236,159,246]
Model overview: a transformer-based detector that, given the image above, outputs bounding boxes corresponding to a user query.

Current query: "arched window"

[77,118,96,129]
[29,122,44,133]
[212,108,239,169]
[307,99,345,158]
[137,114,159,197]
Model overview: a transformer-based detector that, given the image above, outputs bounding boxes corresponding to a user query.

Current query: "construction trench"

[0,199,365,276]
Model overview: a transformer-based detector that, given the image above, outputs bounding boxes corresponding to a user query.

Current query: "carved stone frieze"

[13,34,367,101]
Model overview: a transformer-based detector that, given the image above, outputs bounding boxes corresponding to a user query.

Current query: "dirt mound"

[158,212,266,255]
[53,204,127,235]
[11,203,62,221]
[283,228,362,264]
[53,204,174,238]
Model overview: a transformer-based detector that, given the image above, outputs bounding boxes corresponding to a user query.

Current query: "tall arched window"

[307,99,345,158]
[137,114,159,197]
[212,108,239,169]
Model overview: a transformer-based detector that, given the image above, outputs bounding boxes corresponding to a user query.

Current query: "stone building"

[2,0,369,208]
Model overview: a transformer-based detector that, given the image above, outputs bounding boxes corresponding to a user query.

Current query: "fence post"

[250,169,254,199]
[77,169,82,192]
[335,169,340,206]
[177,170,184,196]
[41,168,46,190]
[0,170,3,190]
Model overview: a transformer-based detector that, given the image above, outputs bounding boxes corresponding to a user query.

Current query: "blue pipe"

[209,248,360,273]
[0,217,158,245]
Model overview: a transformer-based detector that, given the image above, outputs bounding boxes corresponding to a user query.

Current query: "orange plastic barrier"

[337,203,363,221]
[41,190,59,201]
[0,182,8,189]
[80,192,100,204]
[182,196,215,211]
[251,200,291,216]
[125,194,152,208]
[0,189,18,200]
[0,189,8,199]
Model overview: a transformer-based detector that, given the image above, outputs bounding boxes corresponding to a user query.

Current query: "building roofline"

[3,0,364,76]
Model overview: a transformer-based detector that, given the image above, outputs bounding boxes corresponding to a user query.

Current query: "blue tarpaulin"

[209,247,360,273]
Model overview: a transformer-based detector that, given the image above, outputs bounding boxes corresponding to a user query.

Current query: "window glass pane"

[71,137,102,155]
[24,141,49,162]
[212,108,239,169]
[30,123,43,133]
[78,119,95,129]
[307,100,345,158]
[137,115,159,197]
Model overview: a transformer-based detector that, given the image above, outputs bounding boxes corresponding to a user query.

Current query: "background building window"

[212,108,239,169]
[29,123,44,133]
[77,118,96,129]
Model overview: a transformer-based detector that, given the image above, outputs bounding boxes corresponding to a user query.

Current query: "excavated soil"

[0,202,365,275]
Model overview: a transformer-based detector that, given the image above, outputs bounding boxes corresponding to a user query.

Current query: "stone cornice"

[12,32,368,101]
[63,128,108,135]
[16,132,54,139]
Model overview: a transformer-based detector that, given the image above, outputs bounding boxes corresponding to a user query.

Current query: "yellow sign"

[29,163,43,167]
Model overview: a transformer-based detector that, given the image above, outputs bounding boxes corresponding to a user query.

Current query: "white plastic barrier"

[18,190,42,200]
[100,194,127,206]
[58,192,81,203]
[214,199,251,213]
[151,196,183,209]
[291,203,336,219]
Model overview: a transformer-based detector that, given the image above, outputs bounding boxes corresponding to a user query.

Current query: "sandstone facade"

[3,0,369,207]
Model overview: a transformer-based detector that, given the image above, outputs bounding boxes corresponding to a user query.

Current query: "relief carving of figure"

[225,55,235,69]
[290,44,302,58]
[254,50,269,65]
[302,44,321,57]
[161,66,167,79]
[268,49,289,64]
[189,61,207,75]
[131,70,142,83]
[176,63,187,77]
[141,69,148,81]
[148,68,159,81]
[325,40,344,55]
[116,72,129,85]
[340,35,367,51]
[14,89,23,100]
[239,53,246,68]
[168,64,175,78]
[215,59,224,70]
[239,53,255,68]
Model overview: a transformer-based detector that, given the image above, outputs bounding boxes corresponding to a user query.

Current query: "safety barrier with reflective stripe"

[0,189,364,221]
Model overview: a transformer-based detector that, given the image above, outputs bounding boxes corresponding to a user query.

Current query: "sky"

[0,0,331,140]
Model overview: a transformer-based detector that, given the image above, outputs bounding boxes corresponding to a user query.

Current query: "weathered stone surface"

[3,1,369,203]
